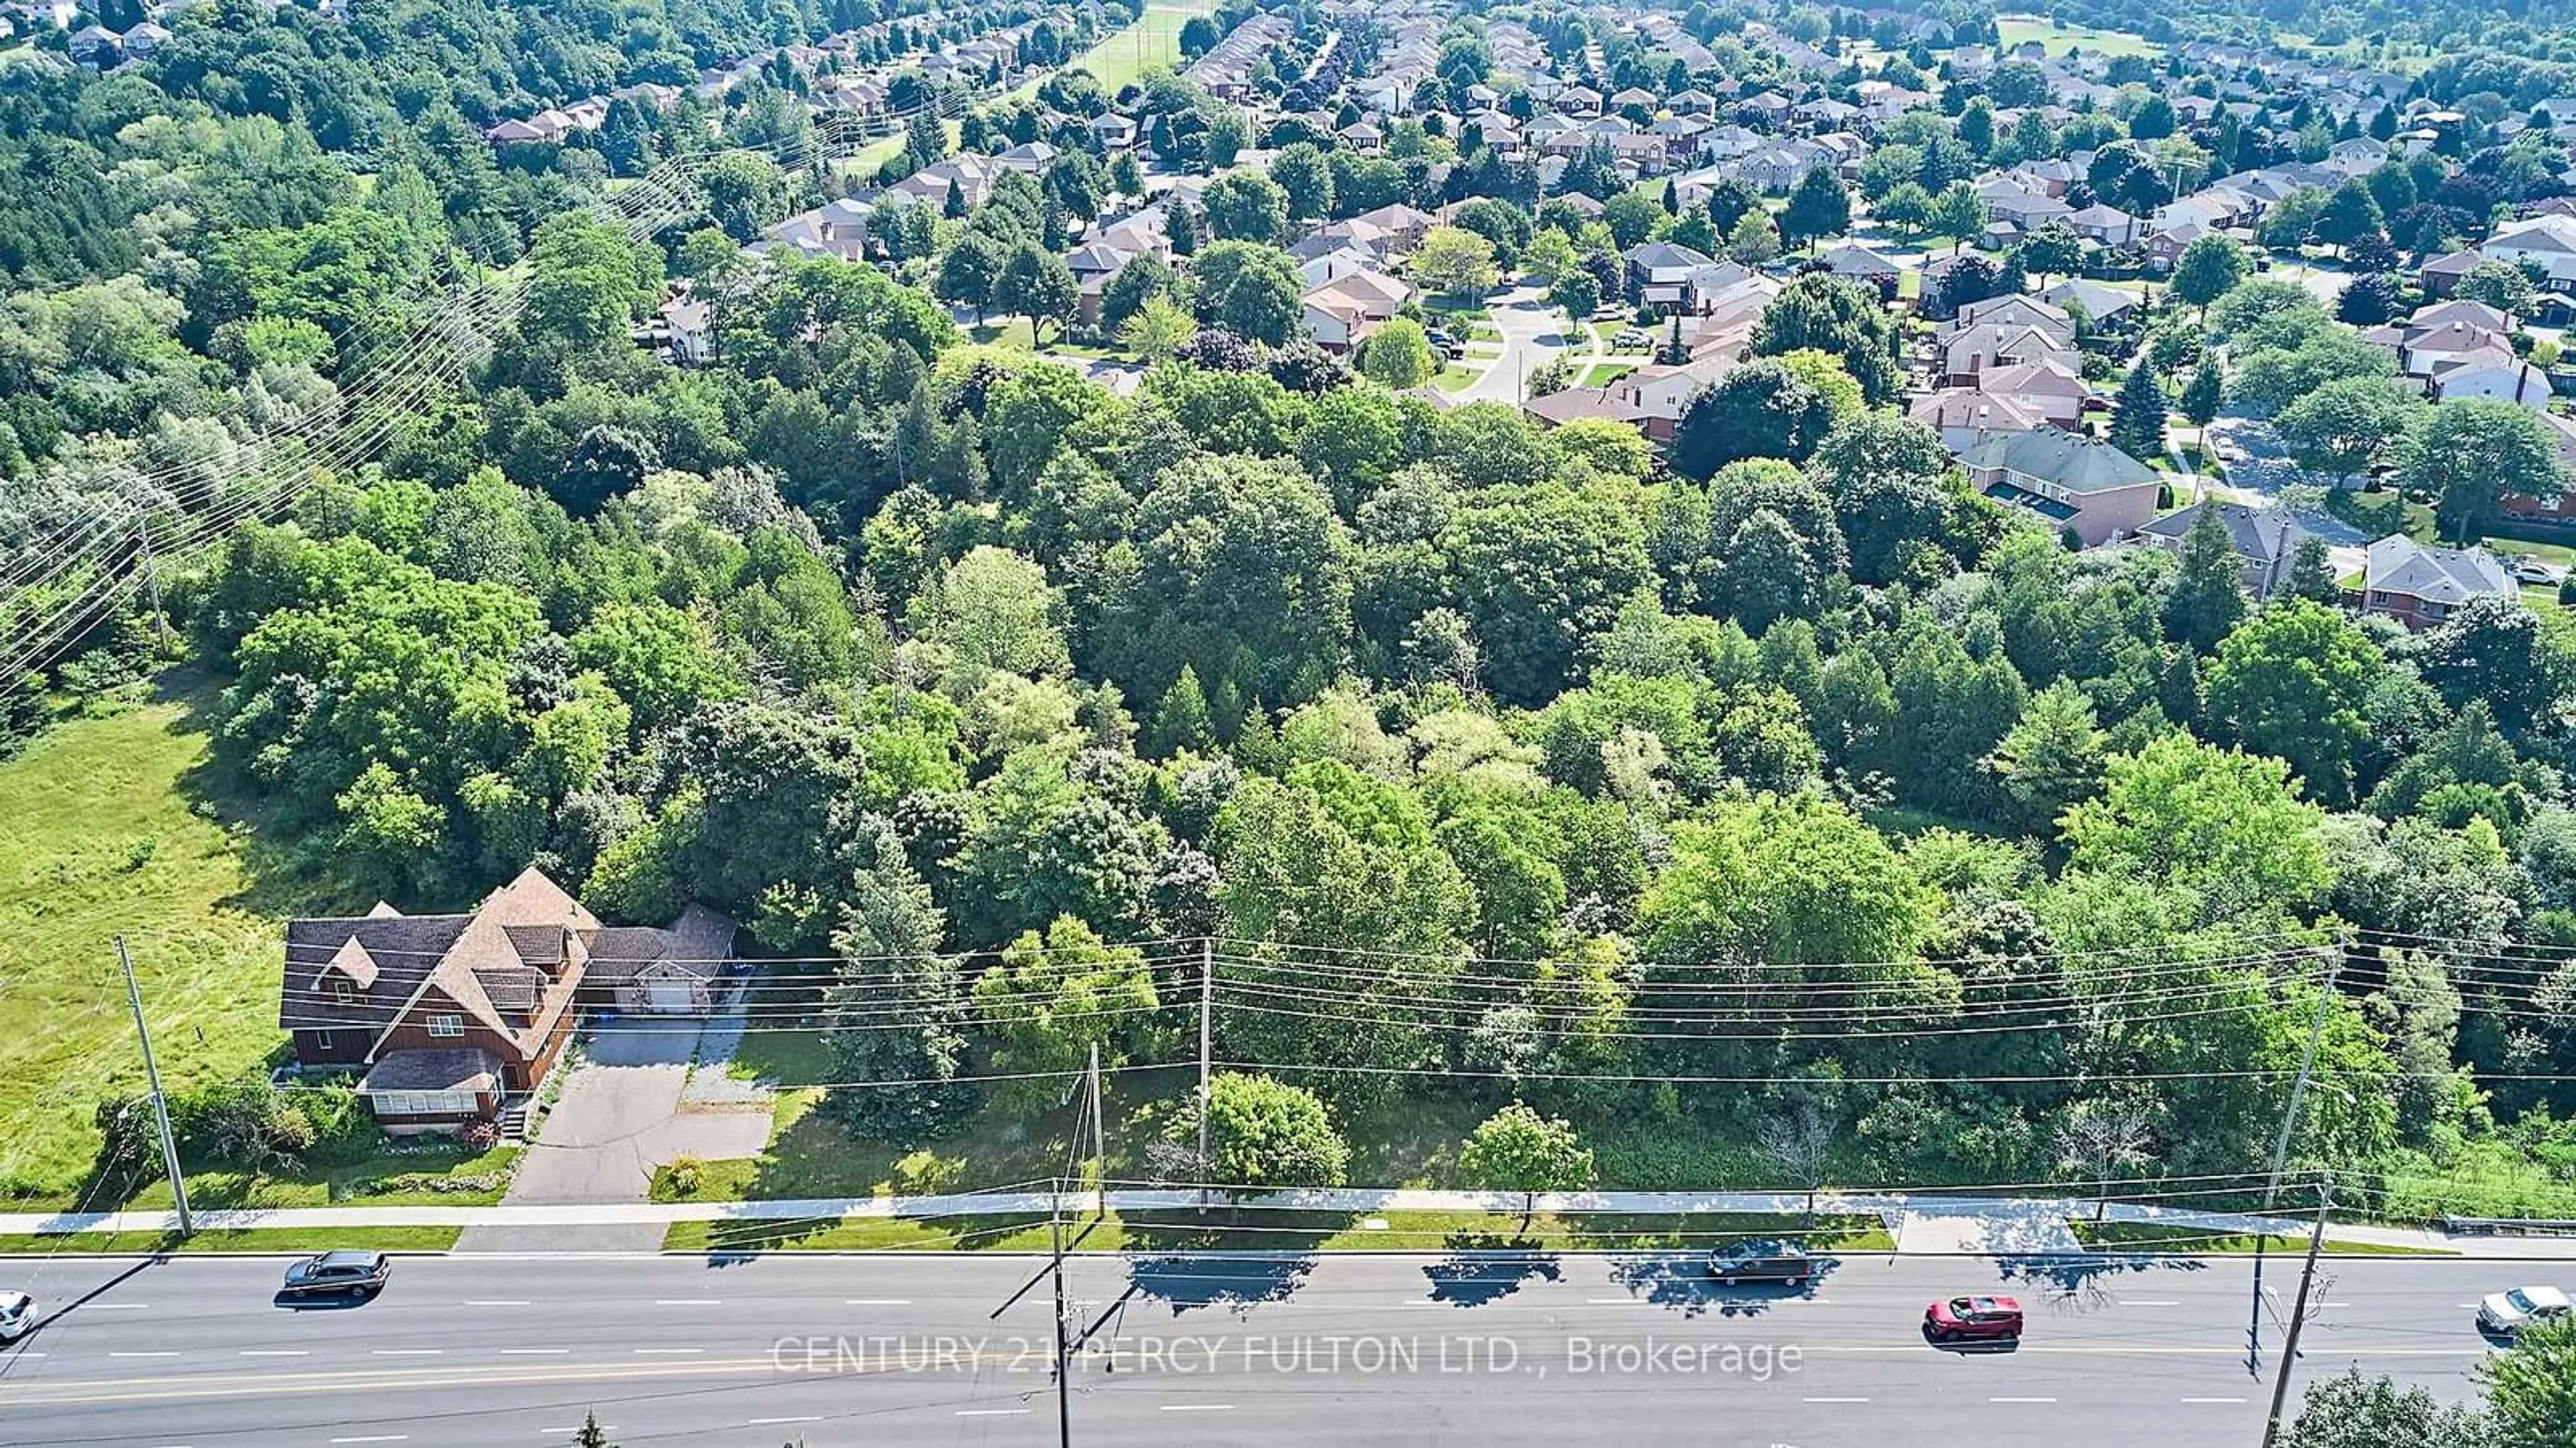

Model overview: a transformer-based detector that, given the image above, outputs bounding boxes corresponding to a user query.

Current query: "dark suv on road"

[1708,1239,1816,1286]
[280,1250,392,1300]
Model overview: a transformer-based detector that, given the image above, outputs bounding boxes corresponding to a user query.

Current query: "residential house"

[1615,352,1736,442]
[1525,384,1652,433]
[1302,268,1411,350]
[2039,278,2139,326]
[2133,501,2312,599]
[1623,240,1722,313]
[1941,321,2080,386]
[1089,111,1138,149]
[1909,387,2058,452]
[67,22,120,62]
[1818,243,1906,289]
[1958,427,2161,546]
[2477,213,2576,287]
[763,196,877,264]
[2355,535,2516,629]
[2065,203,2143,247]
[1979,179,2075,231]
[119,19,170,54]
[280,867,737,1132]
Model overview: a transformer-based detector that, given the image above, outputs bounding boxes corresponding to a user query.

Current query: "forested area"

[1,0,2575,1217]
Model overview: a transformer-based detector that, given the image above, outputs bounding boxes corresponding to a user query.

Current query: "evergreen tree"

[2165,505,2249,654]
[574,1412,615,1448]
[1151,666,1216,756]
[2110,359,2169,460]
[2286,535,2339,603]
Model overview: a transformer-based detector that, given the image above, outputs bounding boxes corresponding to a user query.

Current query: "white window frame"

[329,978,355,1005]
[426,1013,466,1039]
[311,1029,334,1051]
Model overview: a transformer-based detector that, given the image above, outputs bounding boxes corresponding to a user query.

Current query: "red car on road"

[1925,1295,2025,1342]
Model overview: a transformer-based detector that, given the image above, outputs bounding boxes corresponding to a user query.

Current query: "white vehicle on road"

[2477,1284,2571,1338]
[0,1291,34,1342]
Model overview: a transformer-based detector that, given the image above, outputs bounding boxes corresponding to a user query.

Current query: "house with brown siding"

[280,867,735,1133]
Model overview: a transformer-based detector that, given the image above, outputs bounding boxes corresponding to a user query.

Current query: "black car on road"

[279,1250,392,1300]
[1708,1239,1816,1287]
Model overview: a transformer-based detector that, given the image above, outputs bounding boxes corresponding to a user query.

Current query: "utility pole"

[2265,941,2345,1207]
[2261,1173,2334,1448]
[1049,1180,1073,1448]
[117,935,192,1237]
[1197,936,1214,1208]
[1086,1040,1106,1218]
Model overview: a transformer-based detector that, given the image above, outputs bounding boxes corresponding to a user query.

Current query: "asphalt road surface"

[0,1247,2537,1447]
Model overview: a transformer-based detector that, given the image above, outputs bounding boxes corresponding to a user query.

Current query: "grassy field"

[0,684,342,1203]
[1014,0,1219,99]
[2070,1221,2452,1256]
[4,1227,463,1255]
[120,1145,523,1211]
[1994,16,2164,58]
[1582,362,1637,386]
[663,1208,1894,1255]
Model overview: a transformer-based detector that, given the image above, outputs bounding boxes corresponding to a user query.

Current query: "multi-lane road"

[0,1248,2538,1445]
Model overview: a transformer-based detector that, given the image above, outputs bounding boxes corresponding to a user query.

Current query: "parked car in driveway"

[2506,558,2564,586]
[0,1291,34,1342]
[1612,327,1650,350]
[280,1250,392,1300]
[1925,1294,2024,1342]
[2478,1285,2571,1338]
[1708,1239,1815,1286]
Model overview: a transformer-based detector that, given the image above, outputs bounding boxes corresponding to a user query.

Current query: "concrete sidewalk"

[3,1186,2565,1257]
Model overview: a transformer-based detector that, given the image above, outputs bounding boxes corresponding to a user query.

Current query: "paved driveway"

[1463,284,1582,403]
[457,1013,772,1251]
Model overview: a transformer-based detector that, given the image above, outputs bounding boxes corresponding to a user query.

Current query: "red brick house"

[280,867,735,1133]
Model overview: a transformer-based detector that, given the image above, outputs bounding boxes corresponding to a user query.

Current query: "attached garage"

[645,972,700,1014]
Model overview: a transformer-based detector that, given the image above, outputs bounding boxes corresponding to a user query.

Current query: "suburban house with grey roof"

[2355,535,2516,631]
[1958,427,2161,546]
[280,866,737,1132]
[2133,500,2312,599]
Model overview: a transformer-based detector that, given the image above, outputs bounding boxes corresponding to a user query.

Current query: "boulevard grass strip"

[2069,1221,2454,1256]
[663,1209,1895,1255]
[3,1226,464,1255]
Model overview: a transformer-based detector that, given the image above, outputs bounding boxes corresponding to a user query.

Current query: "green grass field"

[0,684,335,1202]
[1994,16,2164,58]
[4,1227,463,1255]
[2070,1221,2451,1256]
[663,1208,1894,1255]
[1015,0,1218,99]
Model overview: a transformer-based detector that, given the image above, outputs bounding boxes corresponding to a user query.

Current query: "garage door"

[646,976,696,1013]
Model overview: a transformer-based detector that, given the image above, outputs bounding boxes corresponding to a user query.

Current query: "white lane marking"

[654,1299,721,1306]
[1990,1396,2059,1404]
[330,1438,409,1445]
[465,1300,531,1306]
[747,1418,822,1427]
[500,1348,572,1355]
[633,1347,703,1355]
[2183,1397,2247,1404]
[109,1351,179,1358]
[1161,1404,1236,1412]
[83,1304,149,1311]
[239,1349,309,1357]
[1584,1298,1638,1304]
[955,1408,1030,1417]
[2121,1299,2181,1306]
[2318,1302,2351,1308]
[1803,1396,1870,1403]
[540,1429,615,1437]
[845,1298,912,1306]
[372,1349,442,1357]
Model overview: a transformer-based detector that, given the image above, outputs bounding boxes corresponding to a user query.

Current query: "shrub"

[892,1149,965,1196]
[460,1118,498,1151]
[665,1155,704,1196]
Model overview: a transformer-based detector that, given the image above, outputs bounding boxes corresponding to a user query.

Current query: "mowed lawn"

[1994,16,2164,58]
[0,691,311,1202]
[1019,0,1220,98]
